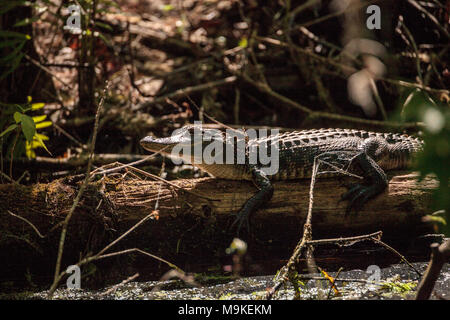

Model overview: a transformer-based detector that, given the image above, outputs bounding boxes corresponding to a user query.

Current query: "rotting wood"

[0,172,437,239]
[0,171,438,285]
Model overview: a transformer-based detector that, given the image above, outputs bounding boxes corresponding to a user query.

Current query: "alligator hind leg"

[231,166,274,235]
[341,152,388,214]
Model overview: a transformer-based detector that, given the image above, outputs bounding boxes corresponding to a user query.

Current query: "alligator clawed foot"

[341,183,373,216]
[230,210,251,236]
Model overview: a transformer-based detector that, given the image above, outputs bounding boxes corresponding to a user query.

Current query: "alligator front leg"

[231,166,274,234]
[341,152,388,214]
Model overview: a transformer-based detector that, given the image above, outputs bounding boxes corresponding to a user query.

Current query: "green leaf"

[0,40,25,63]
[13,15,40,27]
[96,31,112,47]
[0,30,29,39]
[0,124,18,137]
[13,138,25,158]
[95,21,113,32]
[13,111,22,123]
[0,39,23,49]
[0,1,27,16]
[0,52,24,80]
[15,103,26,112]
[34,133,51,155]
[20,114,36,142]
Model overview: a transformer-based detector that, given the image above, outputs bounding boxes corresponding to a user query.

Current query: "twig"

[9,129,20,180]
[48,82,108,298]
[258,36,449,96]
[7,210,45,239]
[95,211,155,258]
[41,63,91,68]
[406,0,450,40]
[53,123,87,150]
[298,0,382,28]
[93,244,181,272]
[290,0,321,20]
[266,155,321,299]
[368,76,387,120]
[372,238,422,277]
[151,269,199,292]
[239,71,423,129]
[6,154,162,173]
[100,273,140,296]
[23,53,71,88]
[297,26,344,54]
[416,239,450,300]
[48,210,184,297]
[90,153,166,177]
[266,153,400,299]
[135,76,237,111]
[126,22,156,98]
[399,16,424,84]
[4,234,43,254]
[306,231,382,246]
[0,170,16,184]
[124,165,218,201]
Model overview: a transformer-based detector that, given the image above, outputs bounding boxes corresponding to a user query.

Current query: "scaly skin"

[141,126,423,233]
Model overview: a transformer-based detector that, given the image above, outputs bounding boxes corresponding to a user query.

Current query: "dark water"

[23,262,450,300]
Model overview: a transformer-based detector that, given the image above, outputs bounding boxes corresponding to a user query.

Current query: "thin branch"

[372,238,422,277]
[406,0,450,40]
[135,76,237,110]
[239,71,423,129]
[258,36,449,96]
[399,16,424,85]
[48,82,108,298]
[47,210,184,296]
[100,273,140,296]
[7,210,45,239]
[24,53,71,88]
[306,231,382,246]
[416,240,450,300]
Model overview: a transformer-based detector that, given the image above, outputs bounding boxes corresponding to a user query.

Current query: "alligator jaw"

[140,136,178,154]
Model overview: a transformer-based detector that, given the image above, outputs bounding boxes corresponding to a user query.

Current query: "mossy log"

[0,172,438,285]
[0,171,438,243]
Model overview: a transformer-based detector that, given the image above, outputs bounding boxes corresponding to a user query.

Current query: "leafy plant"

[0,1,38,80]
[380,278,417,294]
[0,97,52,160]
[400,89,450,235]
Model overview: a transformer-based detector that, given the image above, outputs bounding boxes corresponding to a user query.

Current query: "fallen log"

[0,172,438,285]
[0,172,437,236]
[6,154,164,172]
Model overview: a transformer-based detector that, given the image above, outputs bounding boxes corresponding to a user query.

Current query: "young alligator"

[140,126,423,233]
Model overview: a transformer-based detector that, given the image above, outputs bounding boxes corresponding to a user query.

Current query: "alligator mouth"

[140,136,178,154]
